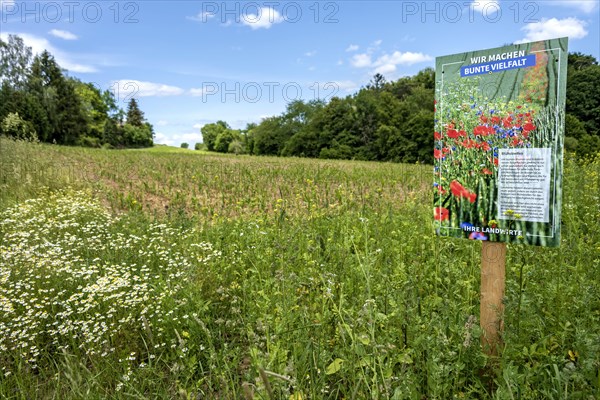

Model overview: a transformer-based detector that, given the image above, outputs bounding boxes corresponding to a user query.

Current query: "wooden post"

[480,241,507,356]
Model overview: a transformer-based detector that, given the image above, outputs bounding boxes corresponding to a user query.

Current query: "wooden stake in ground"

[480,241,507,356]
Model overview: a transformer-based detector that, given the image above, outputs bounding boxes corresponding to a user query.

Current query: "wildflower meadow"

[0,137,599,398]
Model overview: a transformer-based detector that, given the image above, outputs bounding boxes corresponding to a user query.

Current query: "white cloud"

[515,17,587,44]
[350,53,372,68]
[192,123,203,129]
[471,0,501,14]
[346,44,359,52]
[350,50,432,74]
[241,7,283,29]
[0,32,96,73]
[372,39,383,47]
[153,132,172,146]
[376,51,433,66]
[189,88,206,97]
[154,132,176,146]
[49,29,78,40]
[111,80,185,97]
[187,11,216,21]
[156,120,168,126]
[551,1,598,13]
[374,64,397,75]
[305,50,316,57]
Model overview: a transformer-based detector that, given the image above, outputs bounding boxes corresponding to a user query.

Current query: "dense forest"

[0,34,154,148]
[2,34,598,161]
[202,53,600,163]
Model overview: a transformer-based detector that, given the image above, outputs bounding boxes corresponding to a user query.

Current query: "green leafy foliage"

[214,128,242,153]
[565,53,600,158]
[122,122,153,148]
[0,34,32,89]
[0,34,153,149]
[201,120,229,152]
[73,80,108,139]
[227,139,245,155]
[234,70,437,162]
[0,111,37,141]
[250,115,287,155]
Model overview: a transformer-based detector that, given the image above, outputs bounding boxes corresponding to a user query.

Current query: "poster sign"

[433,38,568,247]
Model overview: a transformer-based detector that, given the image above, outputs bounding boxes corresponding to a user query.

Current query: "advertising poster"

[433,38,568,247]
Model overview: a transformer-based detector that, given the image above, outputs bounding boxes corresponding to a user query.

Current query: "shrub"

[0,112,38,142]
[228,139,245,155]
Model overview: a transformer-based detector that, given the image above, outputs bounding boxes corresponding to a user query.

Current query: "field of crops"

[0,137,599,399]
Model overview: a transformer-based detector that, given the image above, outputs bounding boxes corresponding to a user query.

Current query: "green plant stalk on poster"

[433,37,568,247]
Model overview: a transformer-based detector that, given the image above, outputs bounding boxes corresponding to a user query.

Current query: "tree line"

[0,34,154,148]
[201,70,435,163]
[201,53,600,162]
[2,33,597,160]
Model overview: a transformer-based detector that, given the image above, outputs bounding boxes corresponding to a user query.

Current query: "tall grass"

[1,137,598,398]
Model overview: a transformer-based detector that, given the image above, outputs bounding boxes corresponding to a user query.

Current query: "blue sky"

[1,0,599,146]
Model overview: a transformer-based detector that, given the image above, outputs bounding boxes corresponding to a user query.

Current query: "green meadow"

[1,137,599,399]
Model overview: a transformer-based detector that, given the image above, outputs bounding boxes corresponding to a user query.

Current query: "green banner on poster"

[433,38,568,247]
